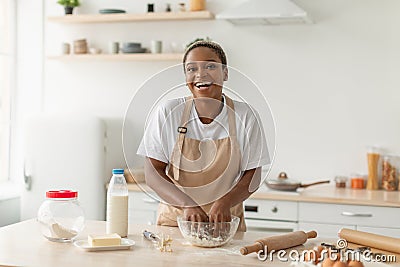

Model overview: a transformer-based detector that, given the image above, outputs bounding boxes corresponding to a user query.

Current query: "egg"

[348,260,364,267]
[332,261,348,267]
[316,245,324,254]
[314,245,324,264]
[303,249,318,263]
[321,258,336,267]
[328,247,341,261]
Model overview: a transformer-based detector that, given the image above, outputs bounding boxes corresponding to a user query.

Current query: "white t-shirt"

[137,95,270,172]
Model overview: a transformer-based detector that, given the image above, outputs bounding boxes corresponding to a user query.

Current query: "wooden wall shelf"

[47,11,214,24]
[47,53,184,61]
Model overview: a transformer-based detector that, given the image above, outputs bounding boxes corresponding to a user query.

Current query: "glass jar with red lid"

[37,190,85,242]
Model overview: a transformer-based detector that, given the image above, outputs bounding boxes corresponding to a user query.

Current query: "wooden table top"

[0,219,399,267]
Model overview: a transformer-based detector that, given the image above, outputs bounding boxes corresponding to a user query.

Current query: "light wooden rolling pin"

[240,230,317,255]
[338,228,400,254]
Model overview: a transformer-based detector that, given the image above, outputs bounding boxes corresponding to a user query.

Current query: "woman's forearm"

[216,167,261,208]
[144,157,199,208]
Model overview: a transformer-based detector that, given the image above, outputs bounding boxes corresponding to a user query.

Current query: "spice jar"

[382,155,398,191]
[351,178,365,189]
[350,174,365,189]
[37,190,85,242]
[350,173,366,189]
[334,176,348,188]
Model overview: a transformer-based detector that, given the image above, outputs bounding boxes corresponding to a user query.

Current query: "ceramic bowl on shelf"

[89,47,102,54]
[122,42,142,49]
[177,215,239,248]
[121,48,147,54]
[99,9,126,14]
[121,43,146,53]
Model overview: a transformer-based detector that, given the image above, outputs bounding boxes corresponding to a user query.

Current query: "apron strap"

[173,96,194,181]
[224,95,237,138]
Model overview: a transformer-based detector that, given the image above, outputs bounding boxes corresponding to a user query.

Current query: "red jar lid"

[46,190,78,198]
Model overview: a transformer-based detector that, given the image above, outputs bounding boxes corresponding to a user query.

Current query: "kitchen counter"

[127,183,400,207]
[1,219,399,267]
[0,219,315,267]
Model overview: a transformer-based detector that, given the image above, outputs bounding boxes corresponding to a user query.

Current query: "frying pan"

[265,172,330,191]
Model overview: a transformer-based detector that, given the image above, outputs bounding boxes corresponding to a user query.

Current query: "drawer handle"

[271,206,278,213]
[143,198,159,204]
[245,205,258,212]
[341,211,372,217]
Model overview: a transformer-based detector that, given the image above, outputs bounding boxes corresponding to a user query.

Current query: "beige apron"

[157,94,246,231]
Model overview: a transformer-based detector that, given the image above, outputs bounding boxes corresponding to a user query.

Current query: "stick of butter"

[88,233,121,247]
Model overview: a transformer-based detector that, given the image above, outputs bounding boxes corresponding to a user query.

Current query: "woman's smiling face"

[184,47,228,100]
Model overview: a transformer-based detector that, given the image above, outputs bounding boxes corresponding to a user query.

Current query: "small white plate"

[73,238,135,252]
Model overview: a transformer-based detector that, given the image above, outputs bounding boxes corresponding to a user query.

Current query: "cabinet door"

[0,197,20,227]
[246,218,297,232]
[298,222,356,238]
[357,226,400,238]
[299,202,400,228]
[128,191,159,225]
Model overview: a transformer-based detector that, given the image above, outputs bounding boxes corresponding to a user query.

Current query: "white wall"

[13,0,400,184]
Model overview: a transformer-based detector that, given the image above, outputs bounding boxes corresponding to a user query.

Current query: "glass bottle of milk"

[106,168,128,237]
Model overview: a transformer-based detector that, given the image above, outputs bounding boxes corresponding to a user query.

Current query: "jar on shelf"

[366,146,381,190]
[350,173,366,189]
[189,0,205,11]
[37,190,85,242]
[334,176,348,188]
[382,155,398,191]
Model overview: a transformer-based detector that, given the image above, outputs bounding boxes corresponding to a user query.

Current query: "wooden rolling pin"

[240,230,317,255]
[338,228,400,254]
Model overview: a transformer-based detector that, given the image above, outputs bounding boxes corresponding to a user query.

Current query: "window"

[0,0,15,182]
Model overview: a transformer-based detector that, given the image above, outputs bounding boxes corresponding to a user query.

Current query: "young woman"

[137,41,270,231]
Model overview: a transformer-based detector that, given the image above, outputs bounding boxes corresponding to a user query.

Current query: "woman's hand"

[208,200,232,223]
[183,206,208,222]
[208,200,232,237]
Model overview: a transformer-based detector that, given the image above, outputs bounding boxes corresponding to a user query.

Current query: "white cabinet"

[0,197,20,227]
[299,203,400,228]
[298,222,356,238]
[298,202,400,237]
[242,199,400,237]
[128,191,159,225]
[127,189,400,238]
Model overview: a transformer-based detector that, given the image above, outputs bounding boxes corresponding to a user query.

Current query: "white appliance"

[216,0,312,25]
[244,201,298,232]
[22,114,106,220]
[244,181,298,232]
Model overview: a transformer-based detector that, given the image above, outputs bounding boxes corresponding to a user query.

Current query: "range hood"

[216,0,312,26]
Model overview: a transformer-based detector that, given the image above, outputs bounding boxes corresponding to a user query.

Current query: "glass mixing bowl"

[177,215,240,247]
